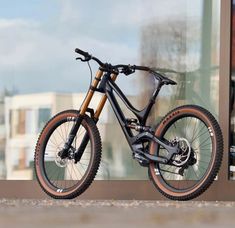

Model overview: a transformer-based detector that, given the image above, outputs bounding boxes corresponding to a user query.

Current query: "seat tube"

[94,73,118,119]
[80,69,103,115]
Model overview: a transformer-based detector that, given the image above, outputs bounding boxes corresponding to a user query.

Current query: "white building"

[0,94,6,178]
[4,92,147,180]
[4,92,108,179]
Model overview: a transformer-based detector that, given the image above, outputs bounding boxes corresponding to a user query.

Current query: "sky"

[0,0,203,95]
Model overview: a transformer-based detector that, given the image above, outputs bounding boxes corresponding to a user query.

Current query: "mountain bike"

[34,48,223,200]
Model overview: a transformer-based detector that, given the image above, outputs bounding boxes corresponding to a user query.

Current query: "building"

[0,94,6,178]
[4,92,146,180]
[4,92,103,179]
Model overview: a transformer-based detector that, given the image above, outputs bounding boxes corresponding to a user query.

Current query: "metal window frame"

[0,0,233,200]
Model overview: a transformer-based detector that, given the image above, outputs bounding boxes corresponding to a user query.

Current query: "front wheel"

[148,105,223,200]
[34,110,102,199]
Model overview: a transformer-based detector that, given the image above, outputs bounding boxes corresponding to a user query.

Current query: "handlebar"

[75,48,105,67]
[75,48,150,74]
[75,48,177,85]
[75,48,151,73]
[75,48,90,57]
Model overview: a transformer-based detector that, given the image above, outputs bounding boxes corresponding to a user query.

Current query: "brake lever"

[76,57,83,61]
[121,67,135,76]
[76,56,91,62]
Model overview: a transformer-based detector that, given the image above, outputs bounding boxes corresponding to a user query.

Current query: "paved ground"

[0,199,235,228]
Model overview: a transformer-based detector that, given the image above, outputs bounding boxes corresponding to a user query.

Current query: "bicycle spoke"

[43,118,92,191]
[157,115,214,191]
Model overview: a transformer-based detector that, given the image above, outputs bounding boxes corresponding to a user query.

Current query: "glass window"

[38,108,51,133]
[25,109,37,134]
[106,0,220,180]
[141,1,220,124]
[10,109,24,137]
[9,147,33,180]
[0,0,220,180]
[10,109,37,136]
[9,110,16,138]
[17,109,26,135]
[230,1,235,180]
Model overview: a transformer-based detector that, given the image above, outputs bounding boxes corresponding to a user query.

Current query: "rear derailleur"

[178,152,197,176]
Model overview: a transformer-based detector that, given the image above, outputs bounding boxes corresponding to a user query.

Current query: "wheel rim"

[41,117,93,193]
[153,115,214,193]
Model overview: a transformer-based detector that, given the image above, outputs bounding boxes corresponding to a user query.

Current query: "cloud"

[107,0,191,27]
[0,17,79,92]
[0,13,139,94]
[0,0,203,94]
[0,19,61,70]
[59,0,81,24]
[0,18,37,29]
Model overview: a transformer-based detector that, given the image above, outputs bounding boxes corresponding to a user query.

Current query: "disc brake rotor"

[55,153,68,167]
[172,137,191,167]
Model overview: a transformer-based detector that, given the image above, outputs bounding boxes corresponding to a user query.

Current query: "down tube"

[105,88,134,148]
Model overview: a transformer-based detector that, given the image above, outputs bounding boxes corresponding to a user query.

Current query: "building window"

[17,109,26,135]
[38,108,51,133]
[10,109,38,137]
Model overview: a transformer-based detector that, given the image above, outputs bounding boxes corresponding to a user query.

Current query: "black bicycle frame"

[67,71,179,164]
[104,73,178,163]
[105,77,157,141]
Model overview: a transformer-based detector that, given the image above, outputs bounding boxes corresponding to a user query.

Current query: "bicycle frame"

[64,68,178,164]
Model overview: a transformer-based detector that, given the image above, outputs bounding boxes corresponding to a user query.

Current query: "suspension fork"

[60,69,104,159]
[73,72,118,162]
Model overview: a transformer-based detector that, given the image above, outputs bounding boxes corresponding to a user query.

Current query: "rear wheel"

[34,110,101,199]
[148,105,223,200]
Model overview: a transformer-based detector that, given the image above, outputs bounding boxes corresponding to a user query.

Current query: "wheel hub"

[55,153,68,167]
[55,147,76,167]
[172,137,191,167]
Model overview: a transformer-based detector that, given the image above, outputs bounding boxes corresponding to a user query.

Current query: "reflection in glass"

[38,108,51,133]
[0,0,220,180]
[140,0,220,125]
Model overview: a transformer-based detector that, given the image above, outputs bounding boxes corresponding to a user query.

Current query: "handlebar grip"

[133,65,150,71]
[75,48,90,57]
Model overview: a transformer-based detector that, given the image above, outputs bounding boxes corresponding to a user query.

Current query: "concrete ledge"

[0,180,234,201]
